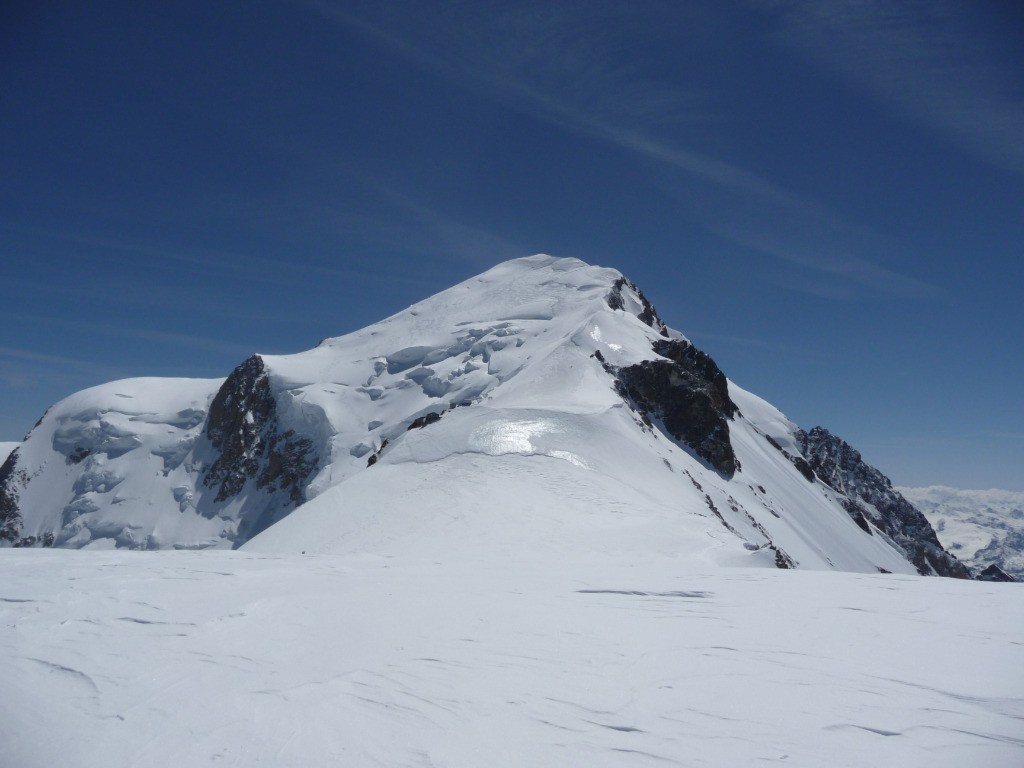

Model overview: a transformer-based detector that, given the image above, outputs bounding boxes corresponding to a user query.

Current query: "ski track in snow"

[1,549,1021,768]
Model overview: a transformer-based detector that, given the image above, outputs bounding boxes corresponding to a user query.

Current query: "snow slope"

[0,377,225,548]
[0,255,958,577]
[1,549,1020,768]
[900,486,1024,579]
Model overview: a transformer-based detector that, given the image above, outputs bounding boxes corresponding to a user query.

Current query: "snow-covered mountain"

[3,256,1020,766]
[899,486,1024,580]
[0,256,968,577]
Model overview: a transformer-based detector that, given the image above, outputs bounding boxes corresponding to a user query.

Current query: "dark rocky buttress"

[613,339,738,476]
[795,426,970,579]
[203,355,318,520]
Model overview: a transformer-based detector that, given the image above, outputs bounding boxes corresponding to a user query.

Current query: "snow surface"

[1,548,1021,768]
[900,486,1024,579]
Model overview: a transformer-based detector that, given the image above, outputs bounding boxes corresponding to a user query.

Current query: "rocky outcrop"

[203,355,318,514]
[614,339,738,476]
[763,434,815,481]
[606,277,669,336]
[977,564,1015,582]
[795,426,970,579]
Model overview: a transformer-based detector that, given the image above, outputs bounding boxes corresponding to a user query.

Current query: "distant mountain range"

[899,486,1023,580]
[0,255,982,579]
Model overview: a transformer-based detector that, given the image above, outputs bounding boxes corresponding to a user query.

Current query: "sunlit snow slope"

[0,256,961,576]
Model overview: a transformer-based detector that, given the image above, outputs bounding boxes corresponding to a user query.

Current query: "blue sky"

[2,0,1022,489]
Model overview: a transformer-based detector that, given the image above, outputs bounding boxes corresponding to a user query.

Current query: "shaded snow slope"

[1,255,960,576]
[900,486,1024,579]
[1,549,1021,768]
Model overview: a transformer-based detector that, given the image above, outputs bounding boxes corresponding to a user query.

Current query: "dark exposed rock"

[204,355,277,502]
[67,446,91,465]
[763,434,815,481]
[0,448,25,543]
[408,411,442,430]
[366,439,389,468]
[977,564,1015,582]
[703,493,738,534]
[841,498,873,535]
[772,545,796,569]
[257,430,317,505]
[795,426,971,579]
[203,355,319,515]
[614,339,738,476]
[789,455,815,482]
[606,277,669,335]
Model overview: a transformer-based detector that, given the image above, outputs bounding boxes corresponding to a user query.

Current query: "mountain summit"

[0,255,969,577]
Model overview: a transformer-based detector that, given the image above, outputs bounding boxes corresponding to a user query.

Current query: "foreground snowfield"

[2,549,1021,768]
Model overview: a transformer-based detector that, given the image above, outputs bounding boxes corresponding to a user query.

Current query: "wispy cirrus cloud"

[0,346,124,377]
[747,0,1024,175]
[0,345,129,392]
[364,182,528,269]
[302,0,936,298]
[0,312,260,363]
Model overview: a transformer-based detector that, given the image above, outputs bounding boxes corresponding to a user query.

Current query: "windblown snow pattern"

[1,550,1021,768]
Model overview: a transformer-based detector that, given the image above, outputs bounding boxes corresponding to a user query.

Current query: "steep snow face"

[899,486,1024,580]
[0,255,955,575]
